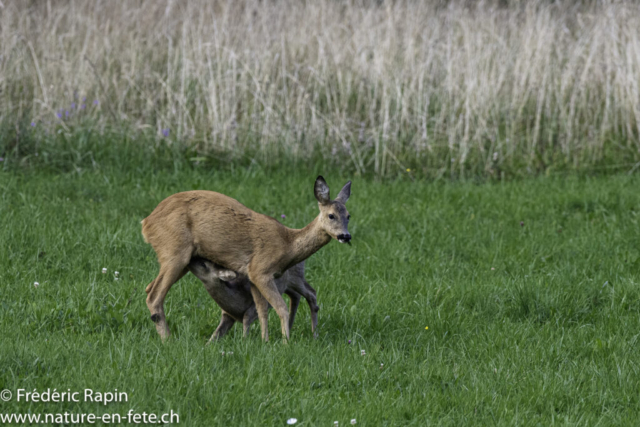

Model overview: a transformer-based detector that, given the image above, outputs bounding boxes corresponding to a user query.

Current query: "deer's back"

[142,190,290,274]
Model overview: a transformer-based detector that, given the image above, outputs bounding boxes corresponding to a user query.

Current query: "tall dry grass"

[2,0,640,175]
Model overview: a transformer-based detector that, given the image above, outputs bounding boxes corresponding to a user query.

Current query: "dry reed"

[2,0,640,175]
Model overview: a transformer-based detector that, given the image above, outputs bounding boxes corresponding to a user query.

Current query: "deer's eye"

[328,214,335,220]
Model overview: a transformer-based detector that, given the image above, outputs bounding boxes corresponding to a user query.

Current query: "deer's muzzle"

[337,233,351,244]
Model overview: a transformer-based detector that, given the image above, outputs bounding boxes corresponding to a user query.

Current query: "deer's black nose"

[337,233,351,243]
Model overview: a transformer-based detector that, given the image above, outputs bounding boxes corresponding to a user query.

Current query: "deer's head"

[314,176,352,244]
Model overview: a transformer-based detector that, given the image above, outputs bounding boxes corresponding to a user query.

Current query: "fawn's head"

[314,176,352,244]
[189,258,237,283]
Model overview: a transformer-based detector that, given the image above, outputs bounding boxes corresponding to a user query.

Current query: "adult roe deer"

[141,176,351,341]
[188,258,319,341]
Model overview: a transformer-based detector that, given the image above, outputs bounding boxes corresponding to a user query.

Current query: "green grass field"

[2,156,640,425]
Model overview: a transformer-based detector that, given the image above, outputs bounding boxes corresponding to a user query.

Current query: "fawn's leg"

[297,280,319,337]
[242,306,258,337]
[285,290,301,333]
[208,312,235,343]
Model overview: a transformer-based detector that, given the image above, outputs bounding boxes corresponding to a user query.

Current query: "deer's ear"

[314,176,331,205]
[335,181,351,204]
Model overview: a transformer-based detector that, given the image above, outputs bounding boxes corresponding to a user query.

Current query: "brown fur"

[188,258,319,342]
[141,176,351,341]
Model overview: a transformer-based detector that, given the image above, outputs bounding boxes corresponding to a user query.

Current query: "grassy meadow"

[2,148,640,425]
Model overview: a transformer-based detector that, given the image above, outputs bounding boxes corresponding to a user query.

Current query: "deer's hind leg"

[145,250,192,340]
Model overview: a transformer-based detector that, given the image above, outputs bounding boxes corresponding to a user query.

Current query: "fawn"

[188,258,319,341]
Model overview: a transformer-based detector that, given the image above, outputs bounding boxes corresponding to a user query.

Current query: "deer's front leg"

[249,284,271,342]
[249,273,290,342]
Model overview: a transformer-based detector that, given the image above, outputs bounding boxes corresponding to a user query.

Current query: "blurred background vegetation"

[2,0,640,178]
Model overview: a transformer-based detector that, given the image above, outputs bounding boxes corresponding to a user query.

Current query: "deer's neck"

[288,216,331,265]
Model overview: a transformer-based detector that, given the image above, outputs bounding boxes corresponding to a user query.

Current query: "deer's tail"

[140,218,150,244]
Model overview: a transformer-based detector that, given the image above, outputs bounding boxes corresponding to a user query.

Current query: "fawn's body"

[188,258,319,341]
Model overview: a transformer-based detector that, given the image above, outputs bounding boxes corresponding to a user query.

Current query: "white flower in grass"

[351,419,357,425]
[360,349,366,356]
[102,268,107,274]
[286,418,297,425]
[334,422,339,426]
[114,271,119,277]
[33,282,39,288]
